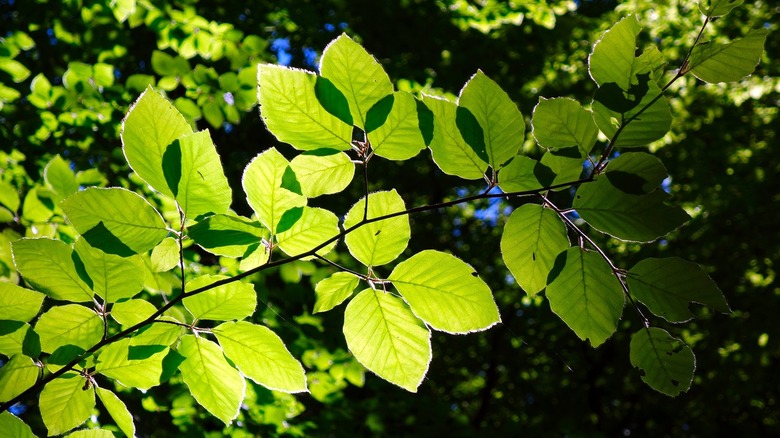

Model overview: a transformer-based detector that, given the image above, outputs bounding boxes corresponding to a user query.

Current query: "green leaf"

[389,250,500,333]
[215,321,307,393]
[688,29,768,83]
[501,204,570,296]
[74,239,145,302]
[188,214,267,258]
[343,190,410,267]
[343,289,431,392]
[497,156,545,192]
[0,322,36,357]
[573,177,689,242]
[290,149,355,198]
[39,372,95,436]
[67,429,116,438]
[183,275,256,321]
[589,15,642,90]
[532,97,598,156]
[44,155,78,201]
[150,236,179,272]
[0,283,45,322]
[111,299,157,326]
[177,335,245,425]
[258,64,353,151]
[163,130,232,218]
[95,338,168,390]
[546,248,624,347]
[0,411,35,438]
[122,87,193,197]
[0,181,20,212]
[313,272,360,313]
[366,91,427,160]
[697,0,745,17]
[35,304,102,353]
[130,318,183,347]
[0,354,39,403]
[603,152,668,195]
[243,148,307,234]
[276,206,340,258]
[422,94,488,180]
[458,70,524,170]
[96,387,135,438]
[61,187,168,256]
[627,258,730,323]
[12,238,93,302]
[320,33,394,129]
[630,327,695,396]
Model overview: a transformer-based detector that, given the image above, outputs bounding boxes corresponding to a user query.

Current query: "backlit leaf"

[532,97,598,156]
[688,29,768,83]
[44,155,78,201]
[501,204,570,296]
[627,258,730,323]
[0,283,45,322]
[111,299,157,327]
[343,190,410,267]
[12,238,93,302]
[697,0,745,17]
[150,236,179,272]
[74,239,145,303]
[603,152,668,195]
[366,91,427,160]
[343,289,431,392]
[188,214,267,258]
[0,354,39,403]
[95,338,168,390]
[177,335,245,425]
[546,248,624,347]
[290,149,355,197]
[96,387,135,438]
[313,272,360,313]
[276,206,340,258]
[215,321,307,393]
[35,304,102,353]
[183,275,256,321]
[39,372,94,436]
[589,15,642,89]
[243,148,307,234]
[0,411,35,438]
[630,327,695,396]
[389,250,500,333]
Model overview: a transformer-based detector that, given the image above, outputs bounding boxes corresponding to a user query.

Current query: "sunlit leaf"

[44,155,78,201]
[501,204,570,296]
[39,372,94,436]
[177,335,245,425]
[697,0,745,17]
[630,327,695,396]
[215,321,307,393]
[628,258,730,323]
[242,148,307,234]
[96,387,135,438]
[35,304,102,353]
[603,152,668,195]
[343,190,410,267]
[343,289,431,392]
[532,97,598,156]
[0,283,45,322]
[95,338,168,390]
[320,33,394,129]
[290,149,355,197]
[183,275,256,321]
[688,29,768,83]
[389,250,500,333]
[366,91,427,160]
[313,272,360,313]
[150,236,179,272]
[589,15,642,89]
[74,239,145,303]
[0,411,35,438]
[111,298,157,327]
[276,206,340,258]
[0,354,39,403]
[188,214,267,258]
[546,248,624,347]
[12,238,93,302]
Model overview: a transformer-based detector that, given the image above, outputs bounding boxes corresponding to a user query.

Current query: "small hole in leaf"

[671,379,679,387]
[471,272,479,277]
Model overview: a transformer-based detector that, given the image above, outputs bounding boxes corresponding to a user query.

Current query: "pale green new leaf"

[0,283,44,322]
[589,15,642,89]
[188,214,268,258]
[215,321,307,393]
[177,335,245,425]
[74,239,145,303]
[258,64,352,150]
[0,411,35,438]
[422,94,488,180]
[290,150,355,197]
[96,387,135,438]
[183,275,256,321]
[343,190,410,267]
[39,372,95,436]
[61,187,168,256]
[320,33,394,129]
[122,87,193,197]
[67,429,115,438]
[0,322,32,356]
[546,248,624,347]
[130,318,183,347]
[628,258,730,323]
[366,91,427,160]
[532,97,598,156]
[630,327,695,396]
[150,236,179,272]
[44,155,78,201]
[277,206,340,257]
[12,238,93,302]
[95,338,168,390]
[697,0,745,17]
[111,299,157,326]
[35,304,102,353]
[0,354,39,403]
[390,250,500,333]
[313,272,360,313]
[242,148,306,233]
[501,204,570,296]
[343,289,431,392]
[166,130,232,218]
[688,29,768,83]
[458,70,524,170]
[574,177,689,242]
